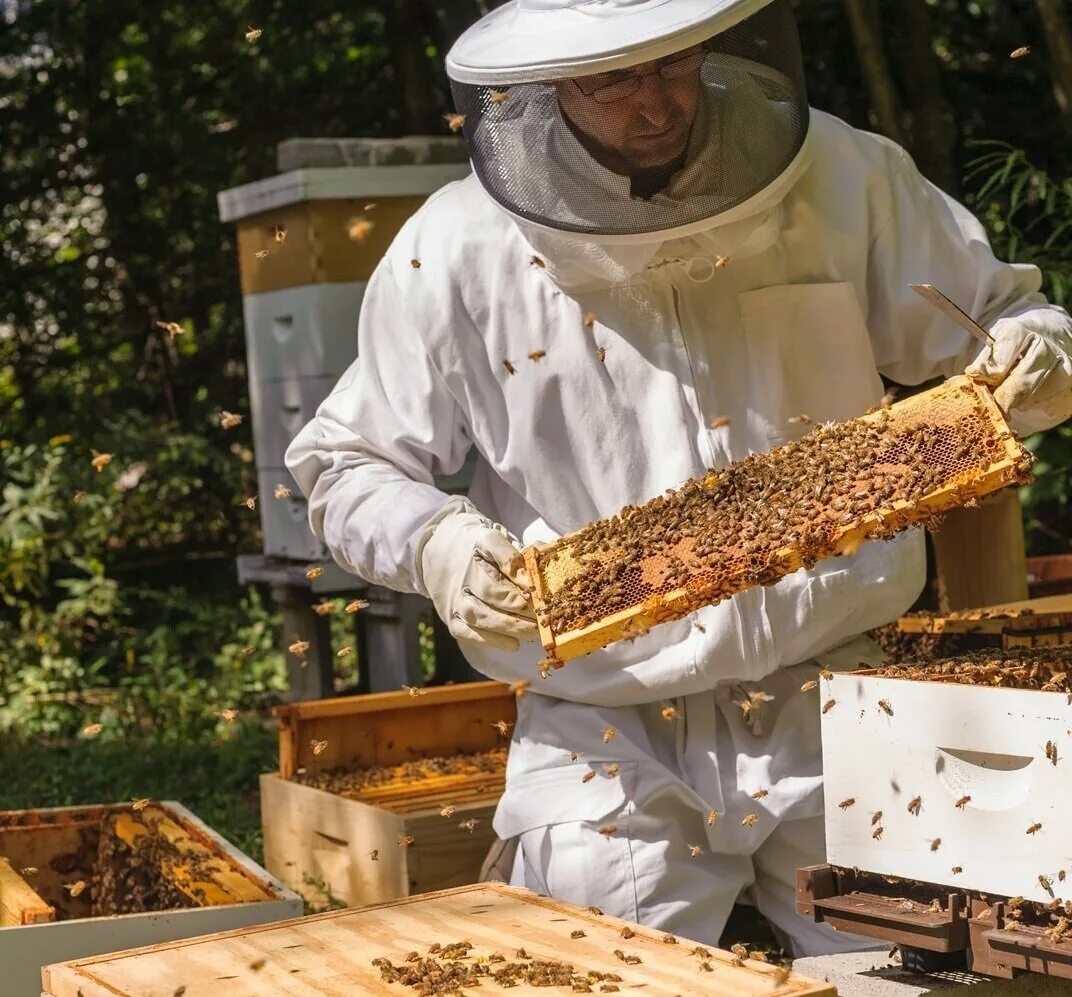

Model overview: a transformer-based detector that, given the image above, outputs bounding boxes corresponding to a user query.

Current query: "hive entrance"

[526,377,1033,661]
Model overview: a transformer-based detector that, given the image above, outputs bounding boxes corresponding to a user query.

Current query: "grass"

[0,719,277,864]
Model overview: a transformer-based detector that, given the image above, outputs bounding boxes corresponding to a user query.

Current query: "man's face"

[553,47,704,176]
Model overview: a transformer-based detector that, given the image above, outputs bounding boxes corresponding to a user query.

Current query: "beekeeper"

[286,0,1072,955]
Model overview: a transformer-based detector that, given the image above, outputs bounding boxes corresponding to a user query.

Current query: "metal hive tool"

[524,376,1034,662]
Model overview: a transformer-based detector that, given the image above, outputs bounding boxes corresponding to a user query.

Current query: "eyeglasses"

[571,49,706,105]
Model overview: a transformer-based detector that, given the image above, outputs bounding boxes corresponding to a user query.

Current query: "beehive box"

[261,680,516,908]
[525,376,1032,662]
[41,882,835,996]
[898,593,1072,650]
[821,647,1072,906]
[0,801,300,997]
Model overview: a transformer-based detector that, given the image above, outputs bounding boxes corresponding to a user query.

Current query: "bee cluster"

[536,388,1029,638]
[371,942,625,994]
[873,647,1072,691]
[868,623,973,662]
[295,747,507,798]
[92,812,215,916]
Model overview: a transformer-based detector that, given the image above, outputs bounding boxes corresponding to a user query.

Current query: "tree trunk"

[385,0,445,134]
[842,0,909,147]
[1034,0,1072,129]
[897,0,958,192]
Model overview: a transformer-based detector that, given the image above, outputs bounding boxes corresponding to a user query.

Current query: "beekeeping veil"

[446,0,810,284]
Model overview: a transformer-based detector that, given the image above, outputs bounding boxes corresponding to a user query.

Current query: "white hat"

[446,0,775,85]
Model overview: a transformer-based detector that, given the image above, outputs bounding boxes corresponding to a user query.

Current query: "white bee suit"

[286,102,1071,951]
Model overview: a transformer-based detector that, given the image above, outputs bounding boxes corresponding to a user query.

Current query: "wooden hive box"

[261,680,517,909]
[819,655,1072,905]
[897,593,1072,649]
[41,882,835,996]
[0,800,301,997]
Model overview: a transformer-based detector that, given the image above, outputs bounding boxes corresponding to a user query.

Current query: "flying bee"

[344,598,369,613]
[249,958,267,972]
[1046,740,1059,765]
[241,646,256,655]
[288,639,310,656]
[347,216,375,241]
[801,680,818,693]
[489,89,510,105]
[90,450,112,472]
[878,699,893,716]
[1011,45,1031,58]
[742,813,759,827]
[601,726,617,743]
[598,825,616,837]
[528,350,546,362]
[440,805,456,818]
[822,699,837,714]
[65,880,88,897]
[688,843,704,857]
[245,25,262,41]
[254,249,270,259]
[1040,874,1055,894]
[838,798,855,810]
[402,685,424,697]
[273,484,292,500]
[272,225,287,244]
[312,599,335,616]
[955,795,972,810]
[819,668,833,680]
[872,826,884,840]
[788,414,812,425]
[605,763,620,778]
[82,722,103,737]
[1028,822,1043,835]
[512,679,531,698]
[714,256,729,269]
[219,410,243,429]
[310,739,328,756]
[444,112,466,132]
[154,320,184,339]
[907,796,922,816]
[20,867,37,876]
[705,809,719,826]
[305,566,323,579]
[570,750,581,762]
[930,838,942,852]
[244,495,257,510]
[661,705,679,721]
[398,834,414,847]
[217,708,237,723]
[458,818,478,833]
[531,255,546,268]
[490,720,513,736]
[336,645,353,658]
[583,312,597,329]
[751,789,769,800]
[693,620,706,633]
[709,416,731,429]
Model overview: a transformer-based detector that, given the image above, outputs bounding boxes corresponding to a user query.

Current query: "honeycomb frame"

[524,377,1033,662]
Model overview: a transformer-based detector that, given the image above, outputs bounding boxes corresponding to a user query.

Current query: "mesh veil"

[449,0,807,238]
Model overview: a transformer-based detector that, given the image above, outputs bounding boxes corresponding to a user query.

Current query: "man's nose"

[630,73,675,126]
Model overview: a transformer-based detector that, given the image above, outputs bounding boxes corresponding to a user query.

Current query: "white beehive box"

[822,669,1071,905]
[0,801,301,997]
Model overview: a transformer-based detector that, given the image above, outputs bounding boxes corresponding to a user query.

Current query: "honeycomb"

[525,377,1033,662]
[873,646,1072,691]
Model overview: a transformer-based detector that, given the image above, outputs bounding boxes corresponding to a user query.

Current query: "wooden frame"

[0,857,53,927]
[263,682,516,909]
[896,593,1072,635]
[42,883,836,996]
[525,377,1031,662]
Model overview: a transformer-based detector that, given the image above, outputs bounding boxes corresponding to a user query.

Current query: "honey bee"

[244,495,257,510]
[819,668,834,680]
[82,722,104,737]
[272,225,287,243]
[709,416,731,429]
[398,834,414,847]
[751,789,769,800]
[872,826,884,840]
[601,726,617,743]
[531,255,546,268]
[440,805,457,819]
[705,809,720,826]
[73,490,86,503]
[217,708,237,722]
[660,705,679,720]
[369,849,379,861]
[928,899,942,914]
[800,680,818,693]
[288,639,310,656]
[878,699,894,716]
[347,216,375,241]
[619,926,635,939]
[1046,740,1058,765]
[410,259,421,269]
[512,679,532,698]
[458,818,478,833]
[154,320,185,339]
[661,933,678,945]
[951,866,963,875]
[20,867,37,876]
[699,961,714,972]
[90,450,112,472]
[570,929,586,939]
[1011,45,1031,58]
[491,720,513,736]
[249,957,267,972]
[528,350,546,362]
[569,750,582,762]
[788,414,813,425]
[598,825,617,837]
[583,312,597,329]
[310,739,328,756]
[693,620,706,633]
[131,798,151,811]
[688,843,704,857]
[305,566,323,579]
[838,798,855,810]
[955,795,972,810]
[822,699,837,714]
[1040,874,1055,894]
[871,810,883,825]
[582,770,596,783]
[254,249,270,259]
[930,838,942,852]
[65,880,88,897]
[345,598,370,614]
[402,685,424,697]
[605,763,620,778]
[336,645,353,658]
[689,946,712,958]
[742,813,759,827]
[907,796,922,816]
[312,599,335,616]
[489,89,510,105]
[241,646,256,655]
[245,25,262,41]
[273,484,292,500]
[714,256,729,269]
[597,346,607,362]
[444,112,466,132]
[1027,822,1043,835]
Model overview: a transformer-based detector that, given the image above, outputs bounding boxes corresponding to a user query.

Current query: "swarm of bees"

[874,647,1072,693]
[529,382,1031,640]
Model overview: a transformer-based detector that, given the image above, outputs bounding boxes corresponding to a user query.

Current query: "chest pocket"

[739,282,883,444]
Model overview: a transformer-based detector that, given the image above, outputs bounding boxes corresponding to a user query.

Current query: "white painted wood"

[217,165,471,222]
[821,672,1072,904]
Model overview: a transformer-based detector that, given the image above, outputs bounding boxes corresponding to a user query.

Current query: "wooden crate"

[262,680,516,908]
[0,801,301,997]
[820,667,1072,904]
[41,882,835,996]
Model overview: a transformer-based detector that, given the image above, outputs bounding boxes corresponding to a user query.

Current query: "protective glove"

[417,499,538,651]
[965,314,1072,429]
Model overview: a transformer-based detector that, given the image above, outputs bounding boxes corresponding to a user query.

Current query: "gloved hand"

[965,314,1072,427]
[417,499,538,651]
